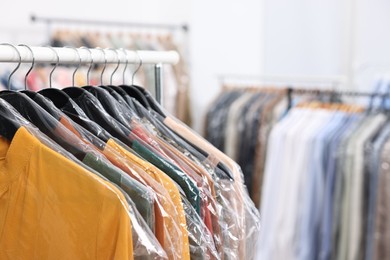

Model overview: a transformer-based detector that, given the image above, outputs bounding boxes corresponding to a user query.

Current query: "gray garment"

[337,116,373,260]
[365,123,390,260]
[372,138,390,259]
[332,116,365,259]
[347,115,386,260]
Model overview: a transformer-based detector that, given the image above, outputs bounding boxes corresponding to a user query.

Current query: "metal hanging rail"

[0,45,179,104]
[0,45,179,65]
[30,14,189,32]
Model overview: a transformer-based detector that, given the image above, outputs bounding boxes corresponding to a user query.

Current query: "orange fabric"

[0,127,133,259]
[60,117,83,138]
[155,138,223,241]
[60,116,173,258]
[104,139,190,260]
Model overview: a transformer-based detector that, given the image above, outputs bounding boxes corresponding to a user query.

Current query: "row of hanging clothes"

[204,77,380,207]
[258,82,390,260]
[205,85,289,207]
[0,44,260,260]
[205,77,390,260]
[0,27,192,125]
[49,27,192,125]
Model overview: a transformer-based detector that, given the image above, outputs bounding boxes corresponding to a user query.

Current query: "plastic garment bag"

[128,97,260,259]
[0,98,167,259]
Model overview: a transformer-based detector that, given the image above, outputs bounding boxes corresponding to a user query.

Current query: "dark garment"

[252,92,286,206]
[372,138,390,259]
[236,93,264,194]
[131,139,201,215]
[365,123,390,260]
[82,152,155,232]
[206,91,243,151]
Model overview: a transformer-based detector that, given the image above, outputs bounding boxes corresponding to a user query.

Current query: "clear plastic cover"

[0,98,166,259]
[125,95,260,259]
[0,97,167,259]
[158,112,261,260]
[30,93,186,259]
[89,87,233,259]
[41,89,218,260]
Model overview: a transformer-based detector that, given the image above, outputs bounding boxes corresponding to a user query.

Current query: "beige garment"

[252,93,287,207]
[224,93,254,160]
[163,116,261,260]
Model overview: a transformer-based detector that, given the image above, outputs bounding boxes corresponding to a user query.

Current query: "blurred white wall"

[189,0,264,132]
[262,0,390,91]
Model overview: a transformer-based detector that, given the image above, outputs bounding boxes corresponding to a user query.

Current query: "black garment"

[206,91,243,151]
[0,91,86,160]
[236,93,265,194]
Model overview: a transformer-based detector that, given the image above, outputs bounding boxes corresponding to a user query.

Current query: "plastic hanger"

[59,47,133,146]
[37,48,111,143]
[118,50,152,108]
[0,45,87,160]
[82,48,136,126]
[19,45,61,120]
[0,43,23,141]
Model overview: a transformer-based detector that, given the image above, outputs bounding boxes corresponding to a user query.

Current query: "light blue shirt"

[297,112,346,260]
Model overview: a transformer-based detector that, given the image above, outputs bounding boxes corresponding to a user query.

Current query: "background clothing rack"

[30,13,191,111]
[30,14,190,32]
[217,74,348,87]
[0,45,180,104]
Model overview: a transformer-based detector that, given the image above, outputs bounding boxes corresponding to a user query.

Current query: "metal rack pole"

[154,63,163,105]
[0,46,179,65]
[30,14,189,32]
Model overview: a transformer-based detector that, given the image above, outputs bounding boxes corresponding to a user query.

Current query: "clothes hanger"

[367,79,384,114]
[96,48,138,111]
[39,46,90,118]
[38,47,112,143]
[82,48,138,127]
[20,45,62,120]
[102,48,141,113]
[0,43,24,141]
[0,45,87,160]
[59,47,134,147]
[119,51,152,108]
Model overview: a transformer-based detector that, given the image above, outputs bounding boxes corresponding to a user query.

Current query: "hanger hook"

[0,43,21,90]
[105,48,120,85]
[96,47,107,85]
[46,46,60,88]
[80,46,93,85]
[64,46,81,87]
[132,50,142,85]
[18,44,34,90]
[120,48,128,85]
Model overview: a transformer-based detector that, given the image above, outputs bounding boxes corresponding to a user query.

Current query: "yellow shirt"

[104,139,190,260]
[0,127,133,260]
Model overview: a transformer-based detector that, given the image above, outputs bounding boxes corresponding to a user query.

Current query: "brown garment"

[372,139,390,260]
[252,93,287,207]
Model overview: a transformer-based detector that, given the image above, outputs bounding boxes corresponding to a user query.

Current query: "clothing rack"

[217,74,349,86]
[30,14,189,32]
[0,45,180,104]
[287,87,388,97]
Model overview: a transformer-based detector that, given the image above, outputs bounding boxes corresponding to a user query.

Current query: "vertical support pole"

[154,63,163,105]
